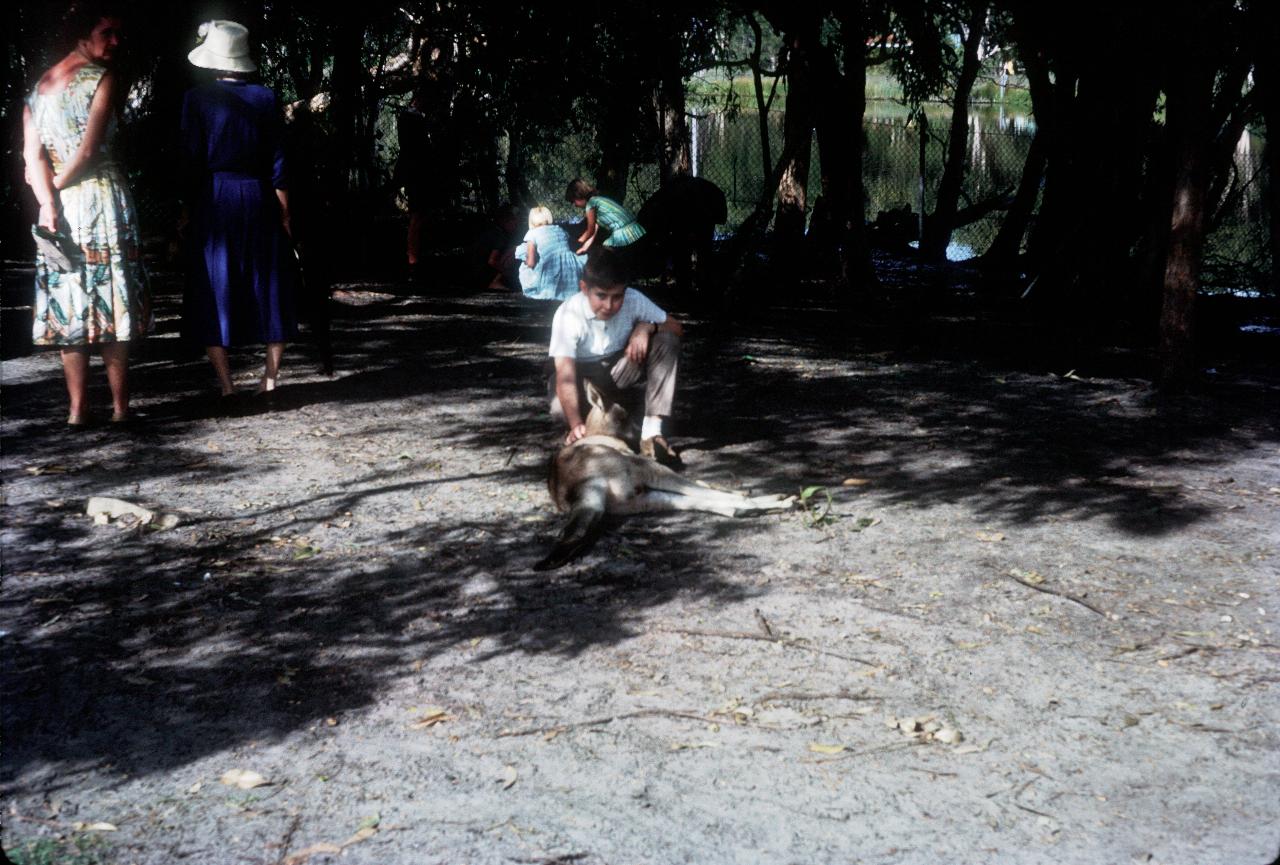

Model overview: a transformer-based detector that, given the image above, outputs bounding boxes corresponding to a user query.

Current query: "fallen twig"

[497,708,711,738]
[1005,574,1109,618]
[1013,802,1057,820]
[809,739,923,764]
[274,814,303,865]
[656,627,879,667]
[754,608,774,638]
[756,689,881,704]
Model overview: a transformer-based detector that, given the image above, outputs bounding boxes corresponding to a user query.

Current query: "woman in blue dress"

[181,20,296,399]
[517,206,584,302]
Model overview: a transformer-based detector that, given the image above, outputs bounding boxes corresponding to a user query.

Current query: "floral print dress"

[27,63,149,345]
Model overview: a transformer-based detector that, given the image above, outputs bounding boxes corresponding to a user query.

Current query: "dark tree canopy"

[3,1,1271,382]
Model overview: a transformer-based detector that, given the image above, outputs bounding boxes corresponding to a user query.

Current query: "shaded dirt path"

[2,264,1278,865]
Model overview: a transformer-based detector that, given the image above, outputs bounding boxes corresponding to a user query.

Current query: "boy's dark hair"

[564,178,596,203]
[582,249,628,288]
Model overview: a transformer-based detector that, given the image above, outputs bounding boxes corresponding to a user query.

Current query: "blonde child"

[516,205,584,302]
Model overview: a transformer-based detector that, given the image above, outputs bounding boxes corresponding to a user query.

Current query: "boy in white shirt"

[548,252,684,462]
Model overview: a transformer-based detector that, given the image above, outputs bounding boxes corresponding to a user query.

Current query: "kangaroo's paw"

[734,494,797,516]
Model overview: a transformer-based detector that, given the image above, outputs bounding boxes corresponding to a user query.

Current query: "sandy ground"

[2,263,1279,865]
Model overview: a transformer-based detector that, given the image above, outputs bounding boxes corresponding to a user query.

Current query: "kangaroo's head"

[582,380,630,439]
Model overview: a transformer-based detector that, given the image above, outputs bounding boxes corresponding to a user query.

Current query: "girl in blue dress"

[517,206,584,302]
[181,20,297,399]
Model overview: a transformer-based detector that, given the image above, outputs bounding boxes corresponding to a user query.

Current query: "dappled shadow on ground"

[2,263,1277,788]
[1,467,756,785]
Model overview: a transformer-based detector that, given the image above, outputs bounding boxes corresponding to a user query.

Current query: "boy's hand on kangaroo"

[565,423,587,445]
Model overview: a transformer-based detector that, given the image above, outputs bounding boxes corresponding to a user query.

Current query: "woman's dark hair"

[564,178,596,203]
[60,1,125,49]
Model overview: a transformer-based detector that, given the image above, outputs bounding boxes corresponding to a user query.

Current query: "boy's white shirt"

[548,288,668,361]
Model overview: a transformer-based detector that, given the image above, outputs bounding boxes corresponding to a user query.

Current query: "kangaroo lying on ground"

[537,380,795,570]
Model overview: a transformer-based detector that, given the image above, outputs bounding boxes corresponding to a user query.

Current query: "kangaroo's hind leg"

[629,461,795,517]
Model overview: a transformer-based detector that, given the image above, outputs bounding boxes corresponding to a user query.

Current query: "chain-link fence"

[270,95,1272,295]
[427,103,1270,296]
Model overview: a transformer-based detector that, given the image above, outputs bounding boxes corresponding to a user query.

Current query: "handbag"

[32,224,84,273]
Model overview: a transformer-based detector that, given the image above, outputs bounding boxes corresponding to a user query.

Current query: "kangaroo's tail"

[534,480,608,570]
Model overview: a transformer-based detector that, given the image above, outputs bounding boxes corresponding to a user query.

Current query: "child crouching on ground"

[547,251,682,463]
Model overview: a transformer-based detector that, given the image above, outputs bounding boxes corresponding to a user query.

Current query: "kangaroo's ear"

[584,380,607,413]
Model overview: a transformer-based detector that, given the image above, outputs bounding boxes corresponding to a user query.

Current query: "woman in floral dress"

[22,3,150,427]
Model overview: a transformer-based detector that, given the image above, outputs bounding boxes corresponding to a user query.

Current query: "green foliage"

[5,835,111,865]
[798,485,837,528]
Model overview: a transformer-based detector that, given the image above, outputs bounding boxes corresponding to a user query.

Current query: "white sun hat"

[187,20,257,73]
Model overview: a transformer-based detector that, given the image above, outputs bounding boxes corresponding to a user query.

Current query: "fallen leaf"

[410,708,453,729]
[975,531,1005,542]
[500,765,518,789]
[670,741,722,751]
[73,822,118,832]
[935,727,963,744]
[755,707,822,729]
[219,769,270,789]
[808,743,846,755]
[1010,568,1046,585]
[283,843,343,865]
[842,478,870,486]
[187,781,203,794]
[342,826,377,846]
[26,464,73,476]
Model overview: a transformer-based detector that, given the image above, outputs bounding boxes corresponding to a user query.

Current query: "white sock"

[641,416,663,440]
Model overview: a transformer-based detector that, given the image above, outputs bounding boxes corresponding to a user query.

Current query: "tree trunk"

[748,13,777,182]
[328,22,366,196]
[982,43,1050,267]
[816,3,876,293]
[505,126,532,208]
[919,2,988,260]
[1261,56,1280,297]
[982,128,1045,266]
[596,94,637,200]
[1158,64,1215,386]
[772,25,817,244]
[656,57,691,181]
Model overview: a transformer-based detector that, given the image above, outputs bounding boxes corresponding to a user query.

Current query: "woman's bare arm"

[22,105,58,230]
[52,71,116,190]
